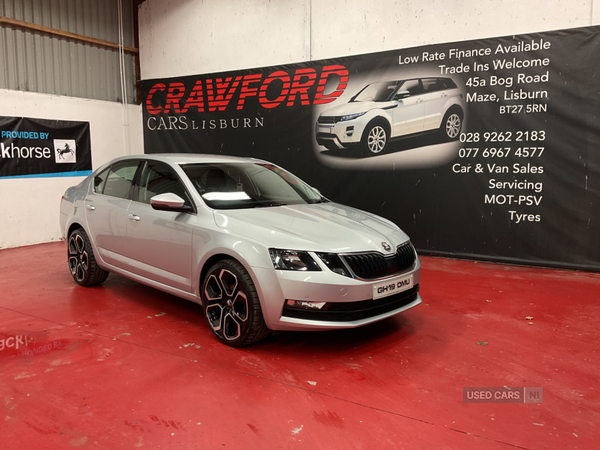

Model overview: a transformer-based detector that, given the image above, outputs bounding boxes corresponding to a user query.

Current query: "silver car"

[59,154,422,346]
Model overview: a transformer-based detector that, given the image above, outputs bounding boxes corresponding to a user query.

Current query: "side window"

[103,162,139,199]
[422,78,441,93]
[137,162,189,205]
[439,78,457,89]
[399,79,422,97]
[94,168,109,193]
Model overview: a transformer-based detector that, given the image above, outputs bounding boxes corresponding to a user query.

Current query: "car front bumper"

[251,258,422,331]
[316,119,367,148]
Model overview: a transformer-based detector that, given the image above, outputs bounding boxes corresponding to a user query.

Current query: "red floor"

[0,242,598,450]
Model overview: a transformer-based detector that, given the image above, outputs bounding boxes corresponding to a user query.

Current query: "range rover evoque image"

[316,77,465,156]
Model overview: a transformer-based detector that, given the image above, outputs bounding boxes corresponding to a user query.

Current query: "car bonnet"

[212,202,410,254]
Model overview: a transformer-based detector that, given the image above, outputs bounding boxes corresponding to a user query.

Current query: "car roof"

[111,153,267,165]
[382,77,452,83]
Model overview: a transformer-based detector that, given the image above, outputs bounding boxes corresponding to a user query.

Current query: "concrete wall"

[139,0,600,79]
[0,89,143,249]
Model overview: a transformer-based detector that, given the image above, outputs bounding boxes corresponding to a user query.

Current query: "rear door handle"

[128,214,141,221]
[86,204,95,211]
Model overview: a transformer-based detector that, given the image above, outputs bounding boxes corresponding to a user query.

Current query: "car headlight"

[339,112,366,122]
[316,253,352,277]
[269,249,321,271]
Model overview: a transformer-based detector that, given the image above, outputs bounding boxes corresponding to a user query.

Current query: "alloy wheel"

[445,113,461,139]
[367,125,387,154]
[68,233,89,283]
[204,268,249,341]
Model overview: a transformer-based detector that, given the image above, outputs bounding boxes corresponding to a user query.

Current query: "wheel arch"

[197,251,264,307]
[362,116,391,140]
[67,222,84,239]
[199,253,234,295]
[444,104,464,120]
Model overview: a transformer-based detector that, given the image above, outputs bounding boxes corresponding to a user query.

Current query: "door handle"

[128,214,141,221]
[86,205,96,211]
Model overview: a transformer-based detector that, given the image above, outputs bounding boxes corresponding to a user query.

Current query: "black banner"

[0,116,92,179]
[141,26,600,271]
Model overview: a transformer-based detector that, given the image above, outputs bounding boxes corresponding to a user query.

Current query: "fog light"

[345,126,354,137]
[286,300,327,310]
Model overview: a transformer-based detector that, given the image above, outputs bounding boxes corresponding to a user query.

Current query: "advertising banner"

[0,116,92,179]
[141,26,600,271]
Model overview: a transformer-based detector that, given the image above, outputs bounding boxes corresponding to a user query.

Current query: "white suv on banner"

[316,77,465,156]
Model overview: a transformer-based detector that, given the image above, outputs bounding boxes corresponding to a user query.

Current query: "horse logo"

[54,140,77,163]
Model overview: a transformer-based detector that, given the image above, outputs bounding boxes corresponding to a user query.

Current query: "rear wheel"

[441,109,462,140]
[202,259,269,347]
[67,228,109,286]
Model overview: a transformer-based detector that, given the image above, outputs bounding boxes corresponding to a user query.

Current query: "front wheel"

[441,110,462,140]
[67,228,109,286]
[202,259,269,347]
[362,123,388,156]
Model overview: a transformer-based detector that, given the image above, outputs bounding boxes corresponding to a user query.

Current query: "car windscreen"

[180,162,327,210]
[352,81,402,102]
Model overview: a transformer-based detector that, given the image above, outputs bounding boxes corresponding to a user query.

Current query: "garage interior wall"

[0,89,142,249]
[138,0,600,80]
[2,0,600,249]
[0,0,143,249]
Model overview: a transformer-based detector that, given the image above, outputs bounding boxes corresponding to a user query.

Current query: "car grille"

[342,241,416,280]
[317,116,339,124]
[281,285,419,322]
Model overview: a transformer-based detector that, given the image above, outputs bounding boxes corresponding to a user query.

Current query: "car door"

[85,160,141,269]
[391,79,425,137]
[421,78,450,131]
[125,160,196,293]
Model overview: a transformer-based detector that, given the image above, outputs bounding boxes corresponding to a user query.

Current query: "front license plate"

[318,126,331,134]
[372,274,414,300]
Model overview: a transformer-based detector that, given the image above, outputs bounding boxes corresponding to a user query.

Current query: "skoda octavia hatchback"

[60,154,422,346]
[316,77,465,155]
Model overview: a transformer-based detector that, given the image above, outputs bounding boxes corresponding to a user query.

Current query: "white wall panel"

[0,89,143,249]
[310,0,593,60]
[139,0,597,78]
[139,0,311,79]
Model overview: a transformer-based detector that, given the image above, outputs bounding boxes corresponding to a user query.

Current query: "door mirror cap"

[395,90,410,100]
[150,193,192,212]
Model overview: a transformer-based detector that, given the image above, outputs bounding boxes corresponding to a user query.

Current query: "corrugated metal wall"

[0,0,136,103]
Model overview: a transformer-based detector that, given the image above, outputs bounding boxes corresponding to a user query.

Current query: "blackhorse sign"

[0,116,92,179]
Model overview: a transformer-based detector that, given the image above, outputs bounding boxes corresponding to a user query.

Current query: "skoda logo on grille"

[382,242,391,252]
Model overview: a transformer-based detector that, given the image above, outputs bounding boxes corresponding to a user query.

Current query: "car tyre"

[67,228,109,286]
[441,109,463,140]
[361,122,388,156]
[202,259,269,347]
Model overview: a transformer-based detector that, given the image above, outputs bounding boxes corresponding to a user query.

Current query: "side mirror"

[395,90,410,100]
[150,193,192,212]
